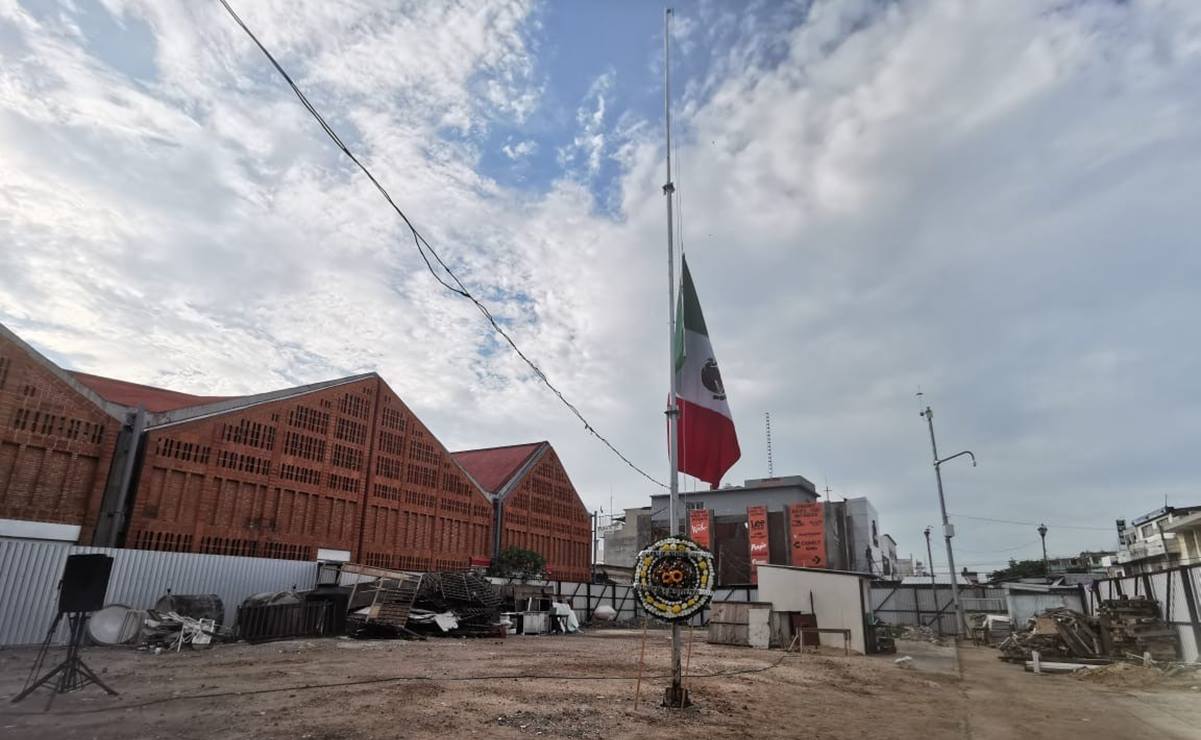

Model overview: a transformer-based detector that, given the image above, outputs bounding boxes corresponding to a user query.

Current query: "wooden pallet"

[365,575,422,628]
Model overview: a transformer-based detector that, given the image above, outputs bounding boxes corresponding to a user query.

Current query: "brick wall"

[125,376,494,567]
[501,448,592,582]
[0,334,118,540]
[1,327,583,572]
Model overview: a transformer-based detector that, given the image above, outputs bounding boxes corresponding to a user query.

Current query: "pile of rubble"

[998,597,1179,663]
[880,623,944,645]
[406,571,503,638]
[998,607,1096,661]
[88,595,227,652]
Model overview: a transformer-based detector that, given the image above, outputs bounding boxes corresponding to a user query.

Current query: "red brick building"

[0,322,592,578]
[453,442,592,583]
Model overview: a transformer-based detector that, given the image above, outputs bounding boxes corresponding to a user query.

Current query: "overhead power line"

[216,0,666,489]
[953,514,1115,532]
[956,539,1043,555]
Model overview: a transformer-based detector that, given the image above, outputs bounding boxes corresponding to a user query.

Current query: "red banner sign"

[788,502,826,568]
[688,509,713,549]
[747,505,770,583]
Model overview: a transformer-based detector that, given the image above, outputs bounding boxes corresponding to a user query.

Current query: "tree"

[487,546,546,580]
[988,558,1047,583]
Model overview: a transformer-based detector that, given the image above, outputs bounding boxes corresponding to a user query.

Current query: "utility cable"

[952,514,1115,532]
[956,540,1044,555]
[0,649,796,717]
[215,0,666,489]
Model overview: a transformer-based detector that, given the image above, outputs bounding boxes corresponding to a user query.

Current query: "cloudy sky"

[3,0,1200,574]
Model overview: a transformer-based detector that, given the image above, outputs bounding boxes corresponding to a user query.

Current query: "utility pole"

[924,525,940,636]
[919,405,975,638]
[1038,523,1049,577]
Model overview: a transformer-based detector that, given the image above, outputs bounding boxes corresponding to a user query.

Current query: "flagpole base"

[662,686,692,709]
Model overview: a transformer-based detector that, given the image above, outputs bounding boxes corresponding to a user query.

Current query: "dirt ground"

[957,645,1201,739]
[0,631,1196,739]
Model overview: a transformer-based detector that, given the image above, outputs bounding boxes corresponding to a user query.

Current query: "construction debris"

[1097,597,1179,661]
[970,614,1012,646]
[140,610,220,652]
[404,572,503,638]
[1024,659,1101,675]
[998,596,1179,665]
[879,623,945,645]
[342,565,423,637]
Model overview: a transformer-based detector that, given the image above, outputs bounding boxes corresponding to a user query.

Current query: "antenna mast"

[764,412,774,477]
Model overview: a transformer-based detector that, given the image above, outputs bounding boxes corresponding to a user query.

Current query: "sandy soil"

[958,645,1201,739]
[0,631,1195,739]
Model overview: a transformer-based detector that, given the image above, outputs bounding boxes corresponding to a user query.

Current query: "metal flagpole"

[662,6,685,708]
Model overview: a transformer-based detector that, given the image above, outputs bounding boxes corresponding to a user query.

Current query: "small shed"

[755,564,874,654]
[707,601,774,648]
[1004,582,1085,626]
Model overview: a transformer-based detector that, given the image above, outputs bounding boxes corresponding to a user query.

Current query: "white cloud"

[557,69,614,177]
[501,138,537,160]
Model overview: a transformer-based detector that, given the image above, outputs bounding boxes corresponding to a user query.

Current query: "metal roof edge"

[145,372,378,429]
[756,563,875,579]
[0,321,129,420]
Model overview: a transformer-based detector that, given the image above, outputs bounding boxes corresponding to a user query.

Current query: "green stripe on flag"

[674,255,709,372]
[679,256,709,336]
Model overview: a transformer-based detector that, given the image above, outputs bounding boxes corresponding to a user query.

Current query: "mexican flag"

[674,255,740,487]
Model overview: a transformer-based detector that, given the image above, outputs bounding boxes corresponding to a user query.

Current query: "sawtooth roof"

[451,442,547,495]
[70,372,232,413]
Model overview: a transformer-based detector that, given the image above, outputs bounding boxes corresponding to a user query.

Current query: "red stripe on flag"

[677,398,740,487]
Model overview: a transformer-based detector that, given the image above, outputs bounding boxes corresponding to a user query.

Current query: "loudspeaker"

[58,554,113,614]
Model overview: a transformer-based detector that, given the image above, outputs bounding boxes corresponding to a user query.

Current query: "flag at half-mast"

[674,255,740,487]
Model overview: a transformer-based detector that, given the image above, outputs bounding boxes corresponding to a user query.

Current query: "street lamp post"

[924,525,940,636]
[1038,523,1049,577]
[919,405,975,638]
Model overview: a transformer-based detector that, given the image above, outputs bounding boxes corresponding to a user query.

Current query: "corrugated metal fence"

[0,540,318,647]
[870,584,1007,635]
[489,577,758,627]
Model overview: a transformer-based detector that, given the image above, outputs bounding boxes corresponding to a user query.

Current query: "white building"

[879,534,899,580]
[1108,505,1201,576]
[844,498,882,576]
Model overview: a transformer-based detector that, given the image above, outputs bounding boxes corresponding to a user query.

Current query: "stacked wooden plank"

[1097,597,1179,661]
[999,608,1095,662]
[999,597,1180,663]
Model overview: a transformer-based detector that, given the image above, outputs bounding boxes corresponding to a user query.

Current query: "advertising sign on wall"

[747,505,770,583]
[788,502,826,568]
[688,508,713,549]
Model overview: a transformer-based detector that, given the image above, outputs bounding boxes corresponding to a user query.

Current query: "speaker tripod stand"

[12,610,118,707]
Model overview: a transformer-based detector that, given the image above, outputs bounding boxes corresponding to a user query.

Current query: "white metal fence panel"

[0,539,75,648]
[870,584,1008,635]
[0,540,319,647]
[483,577,758,627]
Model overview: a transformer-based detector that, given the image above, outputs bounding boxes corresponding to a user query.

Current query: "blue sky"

[3,0,1201,574]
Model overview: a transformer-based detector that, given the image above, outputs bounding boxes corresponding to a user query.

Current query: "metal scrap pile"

[141,610,220,652]
[998,597,1179,663]
[408,571,504,637]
